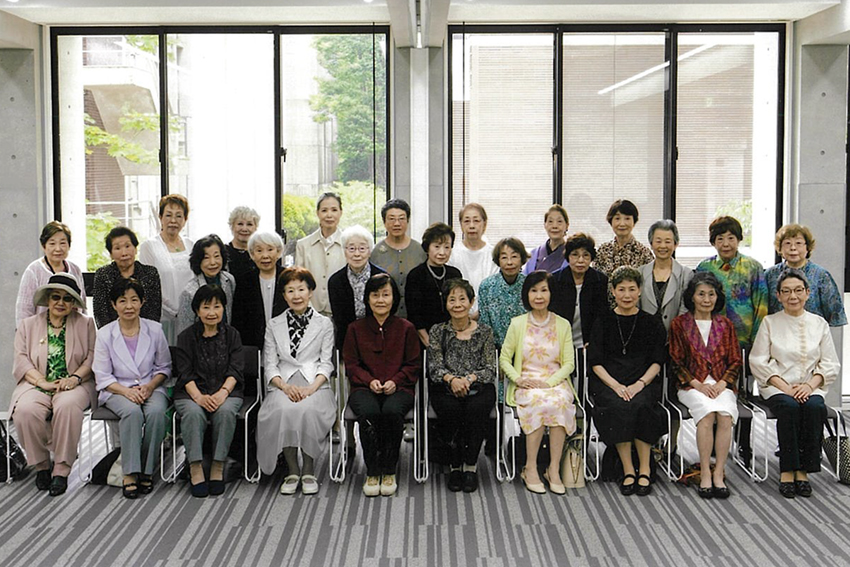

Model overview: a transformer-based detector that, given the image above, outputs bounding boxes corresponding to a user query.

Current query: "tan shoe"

[301,475,319,495]
[521,467,546,494]
[380,474,397,496]
[280,475,300,495]
[363,475,381,497]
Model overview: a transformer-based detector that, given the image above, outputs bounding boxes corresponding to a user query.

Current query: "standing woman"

[16,221,86,326]
[371,199,426,319]
[523,205,570,274]
[139,194,194,344]
[344,274,421,497]
[225,206,260,281]
[588,267,666,496]
[294,192,345,317]
[176,234,236,334]
[174,285,244,498]
[593,199,654,277]
[93,279,171,499]
[11,274,96,496]
[549,233,609,349]
[406,222,462,346]
[764,224,846,327]
[669,272,741,499]
[231,231,287,348]
[92,227,162,328]
[750,269,840,498]
[257,267,336,496]
[478,238,529,348]
[638,220,693,332]
[500,271,576,495]
[447,203,498,317]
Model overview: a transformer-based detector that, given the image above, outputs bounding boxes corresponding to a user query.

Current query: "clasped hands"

[610,380,646,401]
[41,375,79,393]
[122,382,156,405]
[518,377,550,390]
[786,381,813,404]
[692,380,727,399]
[280,382,319,403]
[369,379,397,396]
[446,374,478,397]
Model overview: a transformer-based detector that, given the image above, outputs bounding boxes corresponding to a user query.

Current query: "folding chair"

[327,350,346,482]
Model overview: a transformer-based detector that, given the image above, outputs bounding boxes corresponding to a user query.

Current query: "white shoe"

[280,474,300,495]
[380,474,397,496]
[301,474,319,495]
[403,424,415,442]
[363,475,381,497]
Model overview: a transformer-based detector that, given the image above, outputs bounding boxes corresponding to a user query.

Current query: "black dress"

[587,310,667,445]
[224,243,257,281]
[405,262,463,333]
[231,266,286,348]
[92,261,162,328]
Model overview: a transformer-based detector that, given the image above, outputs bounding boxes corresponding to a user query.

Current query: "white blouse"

[138,234,194,319]
[447,241,498,314]
[15,258,86,325]
[749,310,840,399]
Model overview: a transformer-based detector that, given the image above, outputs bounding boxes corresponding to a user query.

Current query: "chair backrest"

[242,345,261,400]
[738,347,755,399]
[169,346,180,383]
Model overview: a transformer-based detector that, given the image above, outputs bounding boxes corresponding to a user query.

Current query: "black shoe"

[779,481,796,499]
[190,481,209,498]
[122,482,139,499]
[209,480,226,496]
[462,471,478,493]
[620,474,637,496]
[794,480,812,498]
[712,485,731,499]
[35,470,51,491]
[138,475,154,495]
[48,476,67,497]
[636,474,653,497]
[698,486,714,500]
[447,470,463,492]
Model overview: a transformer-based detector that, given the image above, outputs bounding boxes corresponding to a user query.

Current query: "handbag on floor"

[560,433,585,488]
[823,416,850,485]
[0,422,28,482]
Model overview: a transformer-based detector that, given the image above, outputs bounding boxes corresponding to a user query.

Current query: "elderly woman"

[638,220,693,331]
[139,194,194,344]
[428,279,497,492]
[176,234,236,334]
[669,272,742,499]
[500,271,576,495]
[750,268,840,498]
[225,206,260,280]
[523,205,570,274]
[257,268,336,496]
[16,221,86,326]
[593,199,654,277]
[588,267,666,496]
[371,199,426,319]
[447,203,498,316]
[231,231,286,348]
[174,285,244,498]
[765,224,846,327]
[550,233,609,349]
[294,192,345,317]
[479,238,529,348]
[93,279,171,499]
[11,274,96,496]
[328,225,386,351]
[344,274,421,497]
[92,227,162,328]
[406,222,463,346]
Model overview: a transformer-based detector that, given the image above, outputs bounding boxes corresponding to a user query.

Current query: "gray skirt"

[256,372,336,475]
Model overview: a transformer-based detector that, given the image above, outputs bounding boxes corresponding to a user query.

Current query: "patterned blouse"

[43,324,67,395]
[593,236,654,277]
[346,265,371,320]
[696,253,768,349]
[764,261,847,327]
[520,316,560,381]
[478,272,527,347]
[92,261,163,328]
[427,321,497,386]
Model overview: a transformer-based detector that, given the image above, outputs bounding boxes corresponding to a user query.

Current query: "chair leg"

[733,405,769,482]
[76,412,93,484]
[4,417,13,485]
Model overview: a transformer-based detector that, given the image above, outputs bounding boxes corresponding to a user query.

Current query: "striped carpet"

[1,416,849,567]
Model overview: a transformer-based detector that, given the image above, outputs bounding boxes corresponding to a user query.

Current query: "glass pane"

[451,33,554,248]
[166,33,275,242]
[675,32,779,268]
[280,33,387,264]
[58,34,162,271]
[562,33,666,249]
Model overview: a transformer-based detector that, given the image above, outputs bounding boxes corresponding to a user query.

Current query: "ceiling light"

[6,0,20,4]
[363,0,374,3]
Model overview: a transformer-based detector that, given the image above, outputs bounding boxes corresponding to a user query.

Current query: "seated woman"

[669,272,742,499]
[478,237,528,349]
[499,271,576,495]
[93,279,172,499]
[231,231,286,348]
[257,267,336,496]
[750,268,840,499]
[11,274,96,496]
[428,279,497,493]
[92,226,162,328]
[173,285,244,498]
[344,274,421,497]
[177,234,236,334]
[588,267,666,497]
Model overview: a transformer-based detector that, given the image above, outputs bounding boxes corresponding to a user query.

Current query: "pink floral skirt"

[514,381,576,435]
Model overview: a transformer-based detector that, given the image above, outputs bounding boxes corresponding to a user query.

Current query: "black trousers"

[429,383,496,467]
[349,389,414,476]
[766,393,826,473]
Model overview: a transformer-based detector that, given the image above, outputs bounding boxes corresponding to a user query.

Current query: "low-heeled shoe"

[462,471,478,493]
[712,485,731,499]
[35,470,51,491]
[447,470,463,492]
[190,481,209,498]
[795,480,812,498]
[521,468,546,494]
[138,475,154,495]
[779,481,796,499]
[636,474,653,497]
[48,475,67,497]
[698,486,714,499]
[209,480,226,496]
[620,474,637,496]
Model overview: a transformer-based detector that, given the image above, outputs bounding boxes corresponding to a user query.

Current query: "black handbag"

[823,415,850,485]
[0,422,29,482]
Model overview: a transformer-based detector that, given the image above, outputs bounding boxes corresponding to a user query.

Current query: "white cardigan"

[262,309,335,391]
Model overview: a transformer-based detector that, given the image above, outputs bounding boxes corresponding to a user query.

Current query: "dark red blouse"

[343,314,422,396]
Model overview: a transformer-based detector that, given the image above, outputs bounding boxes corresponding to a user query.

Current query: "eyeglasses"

[49,294,75,303]
[779,287,807,297]
[345,245,370,254]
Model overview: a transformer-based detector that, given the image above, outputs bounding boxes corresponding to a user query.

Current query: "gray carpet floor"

[1,416,849,567]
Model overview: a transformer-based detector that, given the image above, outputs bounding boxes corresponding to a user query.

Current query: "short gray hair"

[228,206,260,227]
[342,225,374,250]
[647,219,680,245]
[247,231,283,257]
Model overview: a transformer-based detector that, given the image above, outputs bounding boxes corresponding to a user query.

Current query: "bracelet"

[803,383,814,391]
[71,374,82,384]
